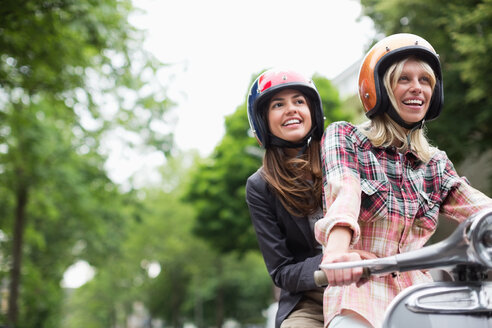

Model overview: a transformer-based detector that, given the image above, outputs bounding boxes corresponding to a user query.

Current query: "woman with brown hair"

[245,68,326,328]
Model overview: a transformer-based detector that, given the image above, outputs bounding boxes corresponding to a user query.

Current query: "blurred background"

[0,0,491,327]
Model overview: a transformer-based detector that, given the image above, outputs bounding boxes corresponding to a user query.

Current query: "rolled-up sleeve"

[315,122,362,248]
[439,157,492,222]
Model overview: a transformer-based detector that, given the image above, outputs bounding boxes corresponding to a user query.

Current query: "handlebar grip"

[314,270,328,287]
[314,268,371,287]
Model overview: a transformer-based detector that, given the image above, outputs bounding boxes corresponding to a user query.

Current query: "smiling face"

[389,58,435,127]
[267,88,312,144]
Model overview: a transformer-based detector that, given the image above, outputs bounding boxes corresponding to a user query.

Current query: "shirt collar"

[373,145,422,167]
[354,126,422,166]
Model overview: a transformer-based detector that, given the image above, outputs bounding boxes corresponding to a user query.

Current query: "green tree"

[63,188,197,328]
[0,0,174,326]
[185,104,261,256]
[360,0,492,178]
[0,97,137,327]
[63,152,272,328]
[312,73,354,125]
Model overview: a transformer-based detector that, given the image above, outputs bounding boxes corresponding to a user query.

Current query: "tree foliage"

[312,73,354,125]
[0,94,135,327]
[0,0,175,326]
[360,0,492,169]
[63,153,273,328]
[184,103,261,255]
[63,187,198,328]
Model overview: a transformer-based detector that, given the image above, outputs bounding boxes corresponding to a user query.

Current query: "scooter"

[314,208,492,327]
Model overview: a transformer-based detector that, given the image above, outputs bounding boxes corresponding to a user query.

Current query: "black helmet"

[247,69,324,148]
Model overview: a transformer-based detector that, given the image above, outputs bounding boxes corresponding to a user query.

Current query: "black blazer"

[246,169,323,328]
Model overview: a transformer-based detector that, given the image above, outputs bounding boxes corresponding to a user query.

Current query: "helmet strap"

[267,127,316,152]
[387,106,424,130]
[296,136,312,158]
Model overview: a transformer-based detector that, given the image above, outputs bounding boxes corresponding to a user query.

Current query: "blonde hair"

[360,57,438,162]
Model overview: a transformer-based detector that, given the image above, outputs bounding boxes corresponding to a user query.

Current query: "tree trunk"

[8,184,28,326]
[194,292,204,328]
[215,260,224,328]
[216,285,224,328]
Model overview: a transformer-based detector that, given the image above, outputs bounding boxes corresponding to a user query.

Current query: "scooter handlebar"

[313,209,492,287]
[314,267,372,287]
[313,270,327,287]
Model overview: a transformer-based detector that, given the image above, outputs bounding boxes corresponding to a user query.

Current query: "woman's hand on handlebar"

[321,251,362,287]
[349,249,378,286]
[321,249,378,287]
[321,226,378,287]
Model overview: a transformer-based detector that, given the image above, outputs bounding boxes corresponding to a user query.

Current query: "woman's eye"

[398,76,409,81]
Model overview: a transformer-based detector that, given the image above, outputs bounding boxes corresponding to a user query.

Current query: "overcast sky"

[130,0,375,151]
[103,0,377,186]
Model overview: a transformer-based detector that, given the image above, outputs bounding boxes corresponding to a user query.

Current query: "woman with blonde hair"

[315,33,492,327]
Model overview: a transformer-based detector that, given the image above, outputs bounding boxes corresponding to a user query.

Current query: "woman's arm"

[439,158,492,221]
[315,122,362,248]
[315,122,370,286]
[246,172,322,293]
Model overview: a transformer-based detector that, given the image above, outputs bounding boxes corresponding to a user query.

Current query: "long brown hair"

[261,140,323,217]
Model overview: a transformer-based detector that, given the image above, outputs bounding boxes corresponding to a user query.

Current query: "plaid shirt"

[314,121,492,327]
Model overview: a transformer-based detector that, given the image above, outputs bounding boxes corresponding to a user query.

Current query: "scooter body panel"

[382,282,492,328]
